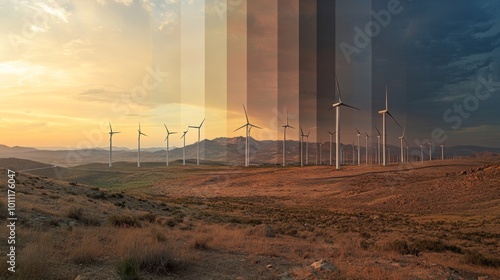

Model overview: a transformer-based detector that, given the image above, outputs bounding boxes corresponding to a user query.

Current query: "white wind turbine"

[365,132,370,165]
[405,146,409,162]
[399,125,408,163]
[234,105,261,167]
[429,141,432,161]
[180,128,189,166]
[420,144,424,163]
[300,127,307,167]
[440,142,445,160]
[327,130,335,166]
[108,122,120,168]
[375,127,381,165]
[137,123,147,167]
[304,130,310,165]
[378,84,401,166]
[355,129,361,166]
[163,124,177,166]
[189,118,205,166]
[281,112,294,167]
[319,139,323,165]
[330,75,359,170]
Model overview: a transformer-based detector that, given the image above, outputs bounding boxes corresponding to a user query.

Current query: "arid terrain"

[1,158,499,279]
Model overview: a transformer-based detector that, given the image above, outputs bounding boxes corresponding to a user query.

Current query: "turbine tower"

[365,132,370,165]
[108,122,120,168]
[330,75,359,170]
[164,124,177,166]
[234,105,261,167]
[327,131,335,166]
[304,130,310,165]
[300,127,307,167]
[137,123,147,167]
[281,112,294,167]
[420,144,424,163]
[429,141,432,161]
[189,118,205,166]
[440,142,445,160]
[375,127,381,165]
[378,84,401,166]
[180,129,189,166]
[355,129,361,166]
[399,125,407,163]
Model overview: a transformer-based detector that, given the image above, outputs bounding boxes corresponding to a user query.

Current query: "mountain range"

[0,139,498,167]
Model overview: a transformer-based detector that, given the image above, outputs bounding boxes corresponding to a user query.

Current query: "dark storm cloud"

[369,0,500,147]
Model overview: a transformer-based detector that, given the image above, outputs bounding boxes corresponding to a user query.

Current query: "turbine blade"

[355,128,360,134]
[249,124,262,129]
[375,127,381,136]
[385,84,388,110]
[335,74,342,103]
[300,127,304,135]
[387,111,402,128]
[199,118,205,128]
[243,104,249,124]
[404,138,410,146]
[289,125,295,129]
[109,122,113,133]
[402,125,406,137]
[234,124,247,132]
[341,103,360,110]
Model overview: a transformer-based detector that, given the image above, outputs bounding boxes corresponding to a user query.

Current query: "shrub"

[116,258,140,280]
[110,215,141,228]
[386,240,420,256]
[67,207,83,220]
[464,251,500,267]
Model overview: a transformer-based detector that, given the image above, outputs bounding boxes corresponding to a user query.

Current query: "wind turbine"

[365,132,370,165]
[189,118,205,166]
[355,129,361,166]
[351,140,355,165]
[440,142,445,160]
[399,125,407,163]
[281,112,294,167]
[405,146,409,162]
[137,123,147,167]
[327,131,335,166]
[375,127,381,165]
[304,130,310,165]
[319,140,323,165]
[180,129,189,166]
[330,75,359,170]
[108,122,120,168]
[234,105,261,167]
[164,124,177,166]
[300,127,307,167]
[420,144,424,163]
[378,84,401,166]
[429,141,432,161]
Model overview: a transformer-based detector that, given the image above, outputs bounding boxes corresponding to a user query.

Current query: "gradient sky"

[1,0,499,149]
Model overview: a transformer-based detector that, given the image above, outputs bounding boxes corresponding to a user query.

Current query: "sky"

[0,0,499,150]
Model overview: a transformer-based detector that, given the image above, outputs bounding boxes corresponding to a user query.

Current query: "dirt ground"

[1,158,499,279]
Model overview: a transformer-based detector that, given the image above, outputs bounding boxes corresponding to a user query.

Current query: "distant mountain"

[0,140,499,167]
[0,145,38,153]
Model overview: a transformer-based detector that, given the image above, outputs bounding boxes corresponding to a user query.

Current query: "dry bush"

[464,251,500,268]
[13,233,63,279]
[70,233,103,265]
[114,226,195,278]
[66,206,101,226]
[109,215,141,228]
